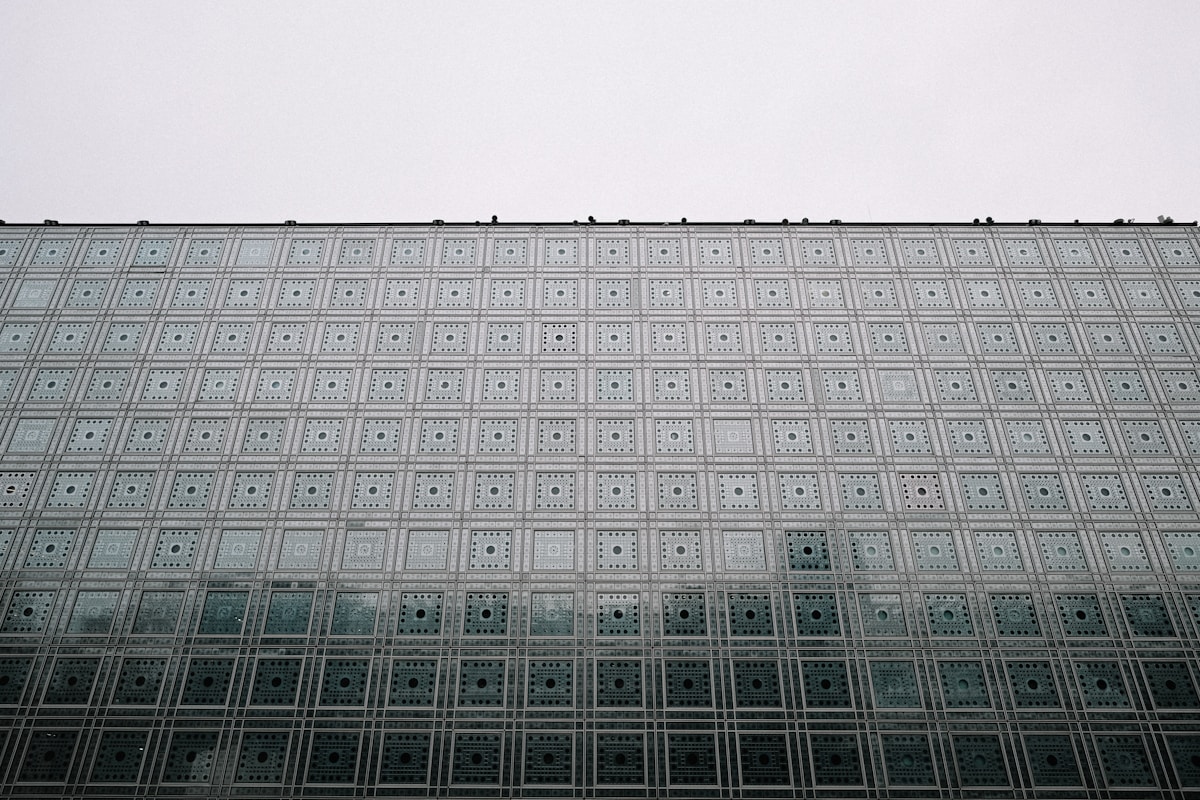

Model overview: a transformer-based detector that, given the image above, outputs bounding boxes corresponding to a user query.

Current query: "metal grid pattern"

[0,224,1199,797]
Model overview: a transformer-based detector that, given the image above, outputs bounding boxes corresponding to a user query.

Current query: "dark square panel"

[664,660,712,707]
[667,733,718,785]
[90,730,148,783]
[1144,661,1200,708]
[459,660,505,706]
[306,731,360,784]
[0,656,32,704]
[1076,661,1131,708]
[596,660,642,707]
[938,661,990,708]
[197,590,248,635]
[1166,736,1200,787]
[953,735,1009,786]
[1095,735,1155,787]
[785,530,831,570]
[596,734,644,784]
[236,732,290,783]
[810,733,862,785]
[925,593,974,637]
[180,657,235,705]
[1024,734,1081,786]
[452,733,503,784]
[250,658,302,705]
[739,733,790,785]
[733,660,781,707]
[20,729,79,782]
[527,659,573,707]
[397,592,443,635]
[263,591,312,635]
[1121,594,1175,637]
[43,657,99,704]
[1005,661,1060,708]
[881,734,936,786]
[112,658,168,705]
[801,661,851,707]
[389,659,438,706]
[1057,594,1109,637]
[463,593,509,635]
[320,658,370,706]
[162,731,220,783]
[793,592,841,637]
[990,594,1041,637]
[728,592,774,636]
[662,592,708,637]
[869,661,921,707]
[379,732,431,784]
[131,590,183,634]
[523,733,572,784]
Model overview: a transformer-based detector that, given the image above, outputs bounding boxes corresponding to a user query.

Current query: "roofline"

[3,219,1196,229]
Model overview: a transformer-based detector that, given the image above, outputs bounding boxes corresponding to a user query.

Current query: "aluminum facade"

[0,223,1199,796]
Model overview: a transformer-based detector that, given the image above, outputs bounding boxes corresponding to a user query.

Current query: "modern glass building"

[0,221,1198,796]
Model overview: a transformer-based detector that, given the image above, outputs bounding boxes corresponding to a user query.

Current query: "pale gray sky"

[1,1,1197,224]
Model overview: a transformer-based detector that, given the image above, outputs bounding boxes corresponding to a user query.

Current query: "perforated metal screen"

[0,224,1199,796]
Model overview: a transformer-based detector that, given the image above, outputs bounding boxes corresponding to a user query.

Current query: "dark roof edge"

[5,220,1197,228]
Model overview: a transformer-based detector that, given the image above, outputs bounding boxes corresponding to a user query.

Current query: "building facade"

[0,222,1199,796]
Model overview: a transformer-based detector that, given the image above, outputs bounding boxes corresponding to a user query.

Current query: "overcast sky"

[1,1,1197,224]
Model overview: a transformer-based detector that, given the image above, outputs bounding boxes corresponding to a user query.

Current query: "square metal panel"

[43,657,99,705]
[457,661,505,707]
[19,730,79,782]
[925,593,974,636]
[405,530,448,570]
[659,530,702,570]
[389,238,425,265]
[859,593,907,636]
[952,735,1009,787]
[1056,594,1109,636]
[938,660,991,707]
[263,592,312,635]
[990,593,1040,637]
[526,660,573,707]
[112,657,169,705]
[662,592,707,637]
[530,592,573,636]
[463,592,509,635]
[848,530,894,569]
[667,734,718,785]
[1037,530,1088,570]
[235,731,289,782]
[389,660,437,706]
[319,658,370,705]
[1006,661,1061,708]
[870,661,921,708]
[396,592,443,635]
[595,659,642,707]
[793,592,841,636]
[469,529,511,570]
[131,590,183,633]
[596,593,640,636]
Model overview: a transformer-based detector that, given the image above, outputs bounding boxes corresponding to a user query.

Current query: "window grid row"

[11,412,1200,460]
[1,364,1199,406]
[8,317,1200,359]
[8,723,1194,790]
[7,273,1200,312]
[4,230,1197,269]
[1,525,1196,577]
